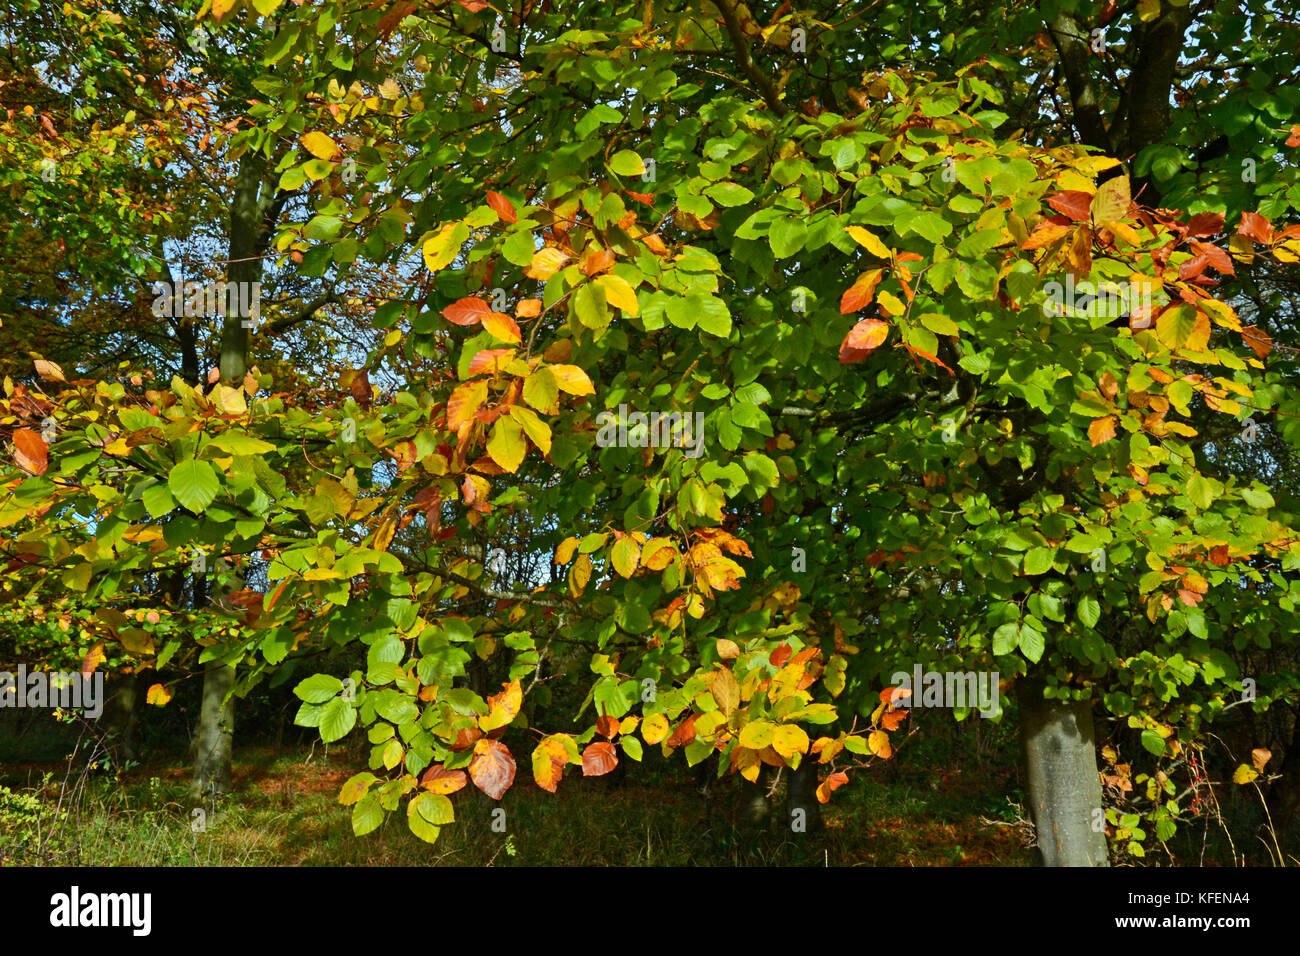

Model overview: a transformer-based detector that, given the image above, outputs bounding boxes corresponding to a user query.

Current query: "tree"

[3,0,1298,866]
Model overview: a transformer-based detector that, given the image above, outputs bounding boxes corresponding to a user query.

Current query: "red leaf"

[442,297,491,326]
[12,428,48,475]
[1047,191,1093,222]
[469,738,516,799]
[1186,212,1224,237]
[1238,212,1273,245]
[595,715,620,738]
[770,642,792,667]
[485,190,517,224]
[1208,545,1231,566]
[1178,254,1209,281]
[581,741,619,776]
[1189,241,1234,275]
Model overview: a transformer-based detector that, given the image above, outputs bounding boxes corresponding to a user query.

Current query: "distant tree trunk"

[189,151,267,799]
[100,672,145,766]
[740,765,772,830]
[190,660,236,801]
[785,760,822,835]
[1266,714,1300,853]
[1019,677,1109,866]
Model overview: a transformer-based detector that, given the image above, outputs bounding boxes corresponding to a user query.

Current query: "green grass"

[0,742,1033,866]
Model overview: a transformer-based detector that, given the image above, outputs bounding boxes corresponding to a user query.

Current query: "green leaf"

[609,150,646,176]
[319,697,357,742]
[704,182,755,207]
[142,484,176,519]
[1024,548,1054,575]
[769,217,807,258]
[352,793,383,836]
[1140,729,1166,757]
[168,459,220,513]
[1018,626,1045,663]
[294,673,344,703]
[1077,594,1101,629]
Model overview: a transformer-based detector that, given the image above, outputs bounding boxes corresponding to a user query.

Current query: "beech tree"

[3,0,1299,866]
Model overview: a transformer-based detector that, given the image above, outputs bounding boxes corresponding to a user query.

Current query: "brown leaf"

[581,741,618,776]
[34,359,65,382]
[1048,190,1093,222]
[469,738,516,799]
[1238,211,1273,245]
[595,714,620,738]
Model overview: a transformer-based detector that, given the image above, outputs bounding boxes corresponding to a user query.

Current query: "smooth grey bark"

[190,152,269,797]
[784,760,822,835]
[190,659,236,801]
[1018,677,1109,866]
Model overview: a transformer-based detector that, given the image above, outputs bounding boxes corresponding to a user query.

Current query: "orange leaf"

[1241,325,1272,359]
[480,679,522,733]
[516,298,542,318]
[595,715,620,738]
[482,311,522,343]
[581,741,619,776]
[442,297,490,326]
[839,269,884,314]
[469,738,516,799]
[486,190,517,223]
[531,736,570,793]
[816,770,849,804]
[447,380,488,431]
[1089,416,1116,447]
[466,348,516,376]
[1238,211,1273,245]
[13,428,48,475]
[839,319,889,363]
[421,763,469,795]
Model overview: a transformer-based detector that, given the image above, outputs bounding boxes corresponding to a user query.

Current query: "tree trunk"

[785,760,822,835]
[739,765,772,831]
[190,660,236,801]
[1018,677,1109,866]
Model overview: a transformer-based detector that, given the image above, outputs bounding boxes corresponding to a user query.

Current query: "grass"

[1,738,1033,867]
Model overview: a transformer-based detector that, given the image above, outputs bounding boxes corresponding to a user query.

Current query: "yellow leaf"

[300,131,339,161]
[1232,764,1259,785]
[554,536,579,566]
[868,729,892,759]
[422,223,466,272]
[846,226,892,259]
[770,723,810,759]
[641,712,671,745]
[146,683,171,706]
[526,247,569,280]
[547,364,594,396]
[594,274,639,315]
